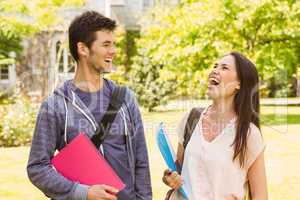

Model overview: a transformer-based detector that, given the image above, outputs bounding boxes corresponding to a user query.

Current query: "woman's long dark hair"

[230,52,260,168]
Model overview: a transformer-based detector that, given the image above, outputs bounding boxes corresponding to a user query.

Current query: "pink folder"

[51,132,125,190]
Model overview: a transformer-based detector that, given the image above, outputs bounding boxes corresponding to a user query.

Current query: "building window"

[68,53,76,73]
[56,40,76,74]
[0,65,9,80]
[56,41,64,73]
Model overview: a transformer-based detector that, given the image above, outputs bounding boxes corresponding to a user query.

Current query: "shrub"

[0,94,37,147]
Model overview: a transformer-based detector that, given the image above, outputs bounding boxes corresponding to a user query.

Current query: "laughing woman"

[162,52,268,200]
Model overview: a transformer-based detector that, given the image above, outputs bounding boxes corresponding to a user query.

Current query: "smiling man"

[27,11,152,200]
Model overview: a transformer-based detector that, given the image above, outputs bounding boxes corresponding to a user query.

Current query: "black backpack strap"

[91,86,127,149]
[183,107,204,149]
[177,107,204,174]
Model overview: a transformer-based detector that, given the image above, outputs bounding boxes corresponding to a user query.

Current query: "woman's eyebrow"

[220,63,231,67]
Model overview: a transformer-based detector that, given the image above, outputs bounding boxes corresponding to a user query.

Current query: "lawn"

[0,105,300,200]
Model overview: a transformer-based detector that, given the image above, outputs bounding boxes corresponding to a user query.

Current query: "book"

[156,123,189,199]
[51,132,125,191]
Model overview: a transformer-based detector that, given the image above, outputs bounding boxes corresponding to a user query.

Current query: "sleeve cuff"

[71,183,89,200]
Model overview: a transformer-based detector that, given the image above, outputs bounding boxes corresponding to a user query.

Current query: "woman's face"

[207,55,240,99]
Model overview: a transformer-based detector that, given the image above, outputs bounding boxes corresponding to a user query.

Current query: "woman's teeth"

[209,78,220,85]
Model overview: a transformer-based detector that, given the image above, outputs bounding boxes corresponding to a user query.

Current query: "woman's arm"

[248,152,268,200]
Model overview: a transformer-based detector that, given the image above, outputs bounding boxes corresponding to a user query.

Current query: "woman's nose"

[211,68,219,76]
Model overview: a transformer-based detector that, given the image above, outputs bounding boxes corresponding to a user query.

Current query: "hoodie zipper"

[69,91,105,154]
[70,91,97,131]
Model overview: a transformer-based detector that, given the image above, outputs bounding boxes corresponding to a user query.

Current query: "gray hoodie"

[27,79,152,200]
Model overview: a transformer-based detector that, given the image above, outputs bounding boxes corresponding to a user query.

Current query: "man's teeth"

[105,59,112,63]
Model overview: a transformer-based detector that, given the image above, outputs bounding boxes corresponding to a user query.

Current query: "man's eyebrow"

[102,40,113,44]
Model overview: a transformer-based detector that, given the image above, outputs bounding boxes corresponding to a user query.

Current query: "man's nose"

[108,46,116,55]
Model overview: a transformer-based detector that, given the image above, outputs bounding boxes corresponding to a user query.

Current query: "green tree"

[130,50,177,111]
[0,0,84,64]
[108,28,140,85]
[131,0,299,111]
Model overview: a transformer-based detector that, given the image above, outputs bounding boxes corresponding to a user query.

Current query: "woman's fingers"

[162,169,184,189]
[226,194,239,200]
[173,180,183,190]
[167,171,183,189]
[164,169,172,176]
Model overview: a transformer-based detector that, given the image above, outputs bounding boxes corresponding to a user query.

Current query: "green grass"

[0,106,300,199]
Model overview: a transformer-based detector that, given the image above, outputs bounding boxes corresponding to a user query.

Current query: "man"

[27,11,152,200]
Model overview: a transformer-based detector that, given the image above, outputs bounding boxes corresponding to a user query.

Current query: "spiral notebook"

[51,132,125,190]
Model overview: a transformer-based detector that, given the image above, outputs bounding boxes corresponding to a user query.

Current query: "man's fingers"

[101,184,119,194]
[104,192,117,200]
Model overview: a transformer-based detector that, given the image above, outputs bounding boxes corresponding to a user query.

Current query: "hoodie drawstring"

[63,97,69,144]
[71,91,97,131]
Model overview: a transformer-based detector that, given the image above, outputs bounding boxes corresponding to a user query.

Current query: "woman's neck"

[209,96,236,121]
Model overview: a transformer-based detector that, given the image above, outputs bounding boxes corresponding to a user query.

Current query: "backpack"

[165,107,204,200]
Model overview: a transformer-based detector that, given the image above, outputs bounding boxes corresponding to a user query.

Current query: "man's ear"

[77,42,89,58]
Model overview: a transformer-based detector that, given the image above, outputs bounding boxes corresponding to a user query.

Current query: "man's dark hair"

[68,11,117,62]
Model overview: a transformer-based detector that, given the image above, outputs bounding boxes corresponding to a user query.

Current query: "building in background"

[0,0,179,100]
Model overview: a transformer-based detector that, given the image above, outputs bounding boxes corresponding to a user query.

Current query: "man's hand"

[87,184,119,200]
[162,169,183,190]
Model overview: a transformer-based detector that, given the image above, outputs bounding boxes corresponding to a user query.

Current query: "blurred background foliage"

[0,91,37,147]
[0,0,300,145]
[1,0,299,112]
[0,0,84,146]
[126,0,300,111]
[0,0,84,64]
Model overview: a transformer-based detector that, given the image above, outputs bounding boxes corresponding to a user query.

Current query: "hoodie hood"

[53,79,99,138]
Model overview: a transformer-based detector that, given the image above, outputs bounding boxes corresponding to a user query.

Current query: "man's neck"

[73,61,104,93]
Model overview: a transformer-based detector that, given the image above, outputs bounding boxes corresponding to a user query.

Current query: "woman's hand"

[226,194,239,200]
[162,169,183,190]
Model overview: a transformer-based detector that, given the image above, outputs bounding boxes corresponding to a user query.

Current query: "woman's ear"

[77,42,89,58]
[236,83,240,90]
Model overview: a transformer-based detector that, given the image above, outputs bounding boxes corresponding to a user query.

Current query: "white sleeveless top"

[177,107,265,200]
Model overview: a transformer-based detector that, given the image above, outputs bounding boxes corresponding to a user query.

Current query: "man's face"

[87,30,116,74]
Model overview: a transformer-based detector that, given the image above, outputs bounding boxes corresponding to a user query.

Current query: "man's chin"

[103,65,116,73]
[93,65,116,74]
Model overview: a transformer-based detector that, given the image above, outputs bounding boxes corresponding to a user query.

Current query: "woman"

[162,52,268,200]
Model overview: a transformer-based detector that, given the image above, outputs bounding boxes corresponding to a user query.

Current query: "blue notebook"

[156,123,189,199]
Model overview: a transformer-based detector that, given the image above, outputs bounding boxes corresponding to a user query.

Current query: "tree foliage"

[0,0,84,63]
[130,0,300,111]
